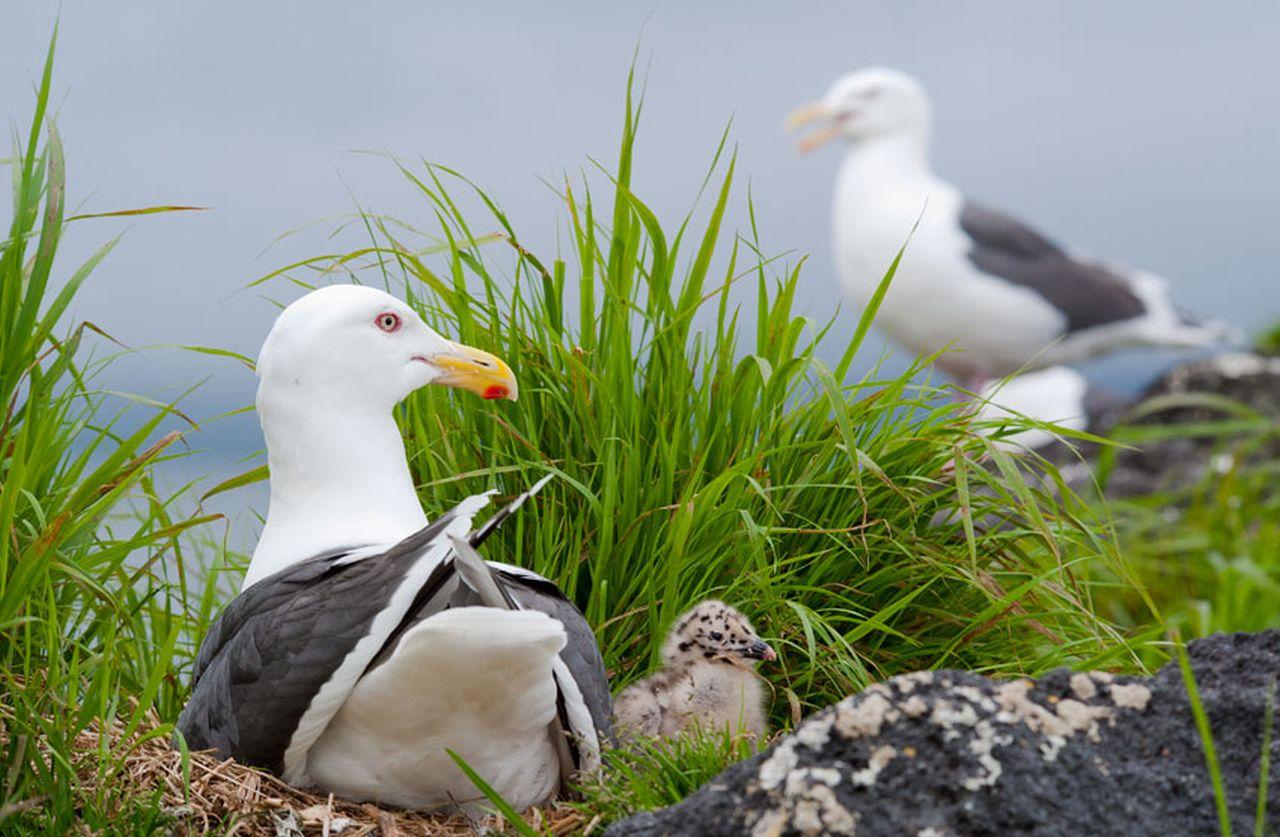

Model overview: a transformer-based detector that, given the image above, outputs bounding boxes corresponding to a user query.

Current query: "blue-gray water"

[5,2,1279,540]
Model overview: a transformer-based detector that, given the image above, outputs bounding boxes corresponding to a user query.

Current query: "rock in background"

[1099,352,1280,498]
[607,631,1279,836]
[1016,352,1280,498]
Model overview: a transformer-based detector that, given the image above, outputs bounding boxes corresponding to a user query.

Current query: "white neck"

[245,392,427,589]
[839,130,932,186]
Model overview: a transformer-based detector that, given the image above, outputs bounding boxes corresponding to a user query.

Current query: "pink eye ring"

[375,311,401,333]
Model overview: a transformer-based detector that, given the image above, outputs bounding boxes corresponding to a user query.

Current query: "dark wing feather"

[959,202,1147,333]
[178,549,416,772]
[177,499,485,772]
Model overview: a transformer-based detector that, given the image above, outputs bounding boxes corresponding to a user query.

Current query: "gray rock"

[1030,352,1280,498]
[606,631,1280,836]
[1101,352,1280,497]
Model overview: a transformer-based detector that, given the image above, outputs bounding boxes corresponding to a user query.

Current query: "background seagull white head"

[789,66,931,151]
[248,285,518,587]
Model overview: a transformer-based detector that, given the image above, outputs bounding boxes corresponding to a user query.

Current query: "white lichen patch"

[1070,672,1098,701]
[901,695,929,718]
[953,685,997,713]
[962,719,1012,790]
[785,766,842,793]
[790,783,858,836]
[757,739,801,791]
[850,745,897,787]
[752,769,859,836]
[1109,683,1152,711]
[750,809,786,837]
[1039,735,1067,762]
[931,697,980,732]
[1053,698,1114,742]
[794,712,837,750]
[994,680,1074,738]
[833,692,896,739]
[892,671,935,695]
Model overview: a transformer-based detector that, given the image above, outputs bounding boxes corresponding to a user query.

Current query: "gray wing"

[501,567,615,747]
[176,546,455,772]
[958,201,1147,333]
[176,499,490,773]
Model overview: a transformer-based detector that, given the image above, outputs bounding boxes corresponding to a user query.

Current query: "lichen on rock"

[607,631,1280,837]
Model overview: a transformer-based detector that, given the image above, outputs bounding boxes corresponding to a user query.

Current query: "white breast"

[832,158,1067,379]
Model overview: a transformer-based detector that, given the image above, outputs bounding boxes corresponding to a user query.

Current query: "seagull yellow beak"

[426,342,518,402]
[786,101,840,153]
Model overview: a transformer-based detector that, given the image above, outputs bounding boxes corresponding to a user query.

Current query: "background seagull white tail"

[1128,270,1244,347]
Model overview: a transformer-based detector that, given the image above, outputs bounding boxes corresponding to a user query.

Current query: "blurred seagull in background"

[974,366,1125,452]
[178,286,611,813]
[789,66,1235,393]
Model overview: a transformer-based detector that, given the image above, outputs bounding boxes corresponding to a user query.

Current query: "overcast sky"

[4,2,1279,490]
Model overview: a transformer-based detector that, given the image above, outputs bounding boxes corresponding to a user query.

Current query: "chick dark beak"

[745,639,776,662]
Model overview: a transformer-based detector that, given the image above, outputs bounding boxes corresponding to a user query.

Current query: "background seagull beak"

[426,342,519,401]
[786,101,839,153]
[785,101,827,130]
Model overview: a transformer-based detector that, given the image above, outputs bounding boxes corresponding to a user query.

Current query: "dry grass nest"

[8,704,597,836]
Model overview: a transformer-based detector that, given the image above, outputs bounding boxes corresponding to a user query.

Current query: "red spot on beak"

[483,385,509,400]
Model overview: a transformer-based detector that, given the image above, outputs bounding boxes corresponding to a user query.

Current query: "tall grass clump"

[0,34,212,832]
[260,67,1150,739]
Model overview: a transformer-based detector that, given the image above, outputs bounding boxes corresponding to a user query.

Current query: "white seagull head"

[257,284,517,411]
[788,66,931,152]
[245,284,517,588]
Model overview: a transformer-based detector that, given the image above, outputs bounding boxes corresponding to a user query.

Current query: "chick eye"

[375,312,401,333]
[709,631,723,641]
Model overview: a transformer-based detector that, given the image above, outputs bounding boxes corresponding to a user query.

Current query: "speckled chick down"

[614,600,775,744]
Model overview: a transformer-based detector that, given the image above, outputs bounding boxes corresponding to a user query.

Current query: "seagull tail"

[468,473,556,548]
[1129,270,1244,348]
[1175,307,1246,346]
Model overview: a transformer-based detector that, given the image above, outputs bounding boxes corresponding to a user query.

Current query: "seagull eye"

[375,312,401,333]
[863,87,881,99]
[709,631,723,641]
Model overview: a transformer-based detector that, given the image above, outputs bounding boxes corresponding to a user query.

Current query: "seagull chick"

[789,66,1234,393]
[614,600,775,745]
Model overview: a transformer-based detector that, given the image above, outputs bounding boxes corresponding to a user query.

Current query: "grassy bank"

[0,33,216,832]
[2,37,1276,834]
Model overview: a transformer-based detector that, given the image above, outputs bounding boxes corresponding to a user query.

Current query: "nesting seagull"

[177,285,611,813]
[613,600,774,744]
[789,66,1233,391]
